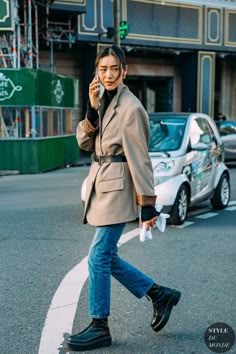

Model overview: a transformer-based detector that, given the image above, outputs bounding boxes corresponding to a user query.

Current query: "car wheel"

[169,184,189,225]
[211,173,230,209]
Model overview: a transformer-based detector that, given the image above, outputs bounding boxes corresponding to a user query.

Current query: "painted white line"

[195,212,219,219]
[188,207,211,217]
[38,200,236,353]
[226,205,236,211]
[38,228,140,354]
[118,228,140,246]
[38,257,89,354]
[188,200,236,218]
[172,221,194,228]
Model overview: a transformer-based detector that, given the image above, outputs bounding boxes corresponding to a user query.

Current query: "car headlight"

[154,160,175,173]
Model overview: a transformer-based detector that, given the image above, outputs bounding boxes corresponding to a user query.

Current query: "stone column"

[197,51,216,118]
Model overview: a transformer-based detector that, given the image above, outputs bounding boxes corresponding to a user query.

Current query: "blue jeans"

[88,223,154,319]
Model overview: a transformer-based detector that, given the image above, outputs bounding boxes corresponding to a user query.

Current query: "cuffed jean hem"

[139,281,155,299]
[90,315,108,319]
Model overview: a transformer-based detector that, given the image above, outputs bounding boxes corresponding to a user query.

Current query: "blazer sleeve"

[76,115,99,152]
[121,105,157,206]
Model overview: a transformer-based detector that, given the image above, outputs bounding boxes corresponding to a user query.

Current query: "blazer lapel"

[100,84,126,135]
[101,99,116,134]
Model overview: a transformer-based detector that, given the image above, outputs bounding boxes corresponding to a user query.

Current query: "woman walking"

[67,45,181,352]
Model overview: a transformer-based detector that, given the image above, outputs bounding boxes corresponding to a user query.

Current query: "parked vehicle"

[215,120,236,162]
[81,113,231,225]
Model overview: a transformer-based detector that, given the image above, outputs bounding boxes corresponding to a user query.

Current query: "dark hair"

[95,45,127,70]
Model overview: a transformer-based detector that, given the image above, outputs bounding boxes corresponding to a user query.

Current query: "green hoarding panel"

[0,139,37,172]
[37,138,64,172]
[0,69,78,108]
[35,70,78,107]
[0,69,35,105]
[0,135,79,173]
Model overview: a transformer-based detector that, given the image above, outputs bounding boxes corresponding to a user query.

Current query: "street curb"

[72,157,91,167]
[0,159,91,177]
[0,170,20,177]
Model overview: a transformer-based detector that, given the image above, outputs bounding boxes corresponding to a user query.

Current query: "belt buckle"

[98,155,102,165]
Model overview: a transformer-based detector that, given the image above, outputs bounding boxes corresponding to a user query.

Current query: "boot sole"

[67,336,112,351]
[152,290,181,332]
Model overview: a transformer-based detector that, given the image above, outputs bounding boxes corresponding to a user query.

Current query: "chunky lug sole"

[152,290,181,332]
[67,336,112,352]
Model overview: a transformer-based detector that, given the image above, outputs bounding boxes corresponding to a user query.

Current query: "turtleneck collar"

[105,88,117,99]
[99,88,117,118]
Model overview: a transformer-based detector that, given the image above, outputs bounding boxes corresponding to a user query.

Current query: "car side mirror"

[191,142,208,151]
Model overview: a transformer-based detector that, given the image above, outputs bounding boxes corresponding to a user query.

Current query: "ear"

[122,65,128,79]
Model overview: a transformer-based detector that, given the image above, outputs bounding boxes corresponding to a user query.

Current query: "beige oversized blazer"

[76,83,157,226]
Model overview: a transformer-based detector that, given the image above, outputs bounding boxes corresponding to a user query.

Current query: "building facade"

[73,0,236,122]
[1,0,236,131]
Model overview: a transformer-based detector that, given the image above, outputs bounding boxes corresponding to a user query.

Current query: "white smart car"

[81,112,231,225]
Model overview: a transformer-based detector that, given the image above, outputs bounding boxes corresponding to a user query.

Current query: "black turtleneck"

[87,88,117,127]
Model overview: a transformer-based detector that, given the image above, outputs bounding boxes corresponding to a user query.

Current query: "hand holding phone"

[95,73,105,98]
[89,73,103,110]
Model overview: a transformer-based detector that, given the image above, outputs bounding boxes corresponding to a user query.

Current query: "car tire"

[169,184,189,225]
[210,173,230,209]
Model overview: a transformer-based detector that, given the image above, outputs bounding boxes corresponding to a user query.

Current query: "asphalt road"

[0,164,236,354]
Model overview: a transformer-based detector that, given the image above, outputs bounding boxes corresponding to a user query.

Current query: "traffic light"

[107,27,115,39]
[119,21,129,39]
[106,21,129,39]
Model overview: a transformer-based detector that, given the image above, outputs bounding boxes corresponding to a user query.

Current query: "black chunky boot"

[147,283,181,332]
[66,318,112,352]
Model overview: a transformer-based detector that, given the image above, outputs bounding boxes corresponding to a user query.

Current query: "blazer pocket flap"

[99,179,124,193]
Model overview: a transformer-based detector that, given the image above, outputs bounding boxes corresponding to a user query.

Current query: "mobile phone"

[95,71,105,97]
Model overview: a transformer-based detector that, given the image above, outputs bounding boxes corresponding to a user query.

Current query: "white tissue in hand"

[155,204,169,232]
[139,204,169,242]
[156,213,169,232]
[140,224,152,242]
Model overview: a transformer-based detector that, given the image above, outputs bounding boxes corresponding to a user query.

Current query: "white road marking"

[226,205,236,211]
[38,228,140,354]
[195,212,219,219]
[188,207,211,217]
[172,221,194,228]
[188,200,236,218]
[117,228,140,246]
[38,257,89,354]
[38,201,236,353]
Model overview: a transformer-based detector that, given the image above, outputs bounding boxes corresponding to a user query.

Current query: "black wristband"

[141,206,160,222]
[87,101,99,126]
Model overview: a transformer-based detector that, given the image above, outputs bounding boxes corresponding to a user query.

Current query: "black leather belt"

[92,153,127,164]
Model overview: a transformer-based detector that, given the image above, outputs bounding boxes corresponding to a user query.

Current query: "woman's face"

[97,54,126,91]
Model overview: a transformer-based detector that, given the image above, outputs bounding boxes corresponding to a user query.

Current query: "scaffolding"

[0,0,36,68]
[0,0,78,139]
[45,2,76,48]
[0,0,76,70]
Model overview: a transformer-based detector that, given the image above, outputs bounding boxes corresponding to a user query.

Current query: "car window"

[149,117,186,152]
[189,118,211,145]
[218,122,236,136]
